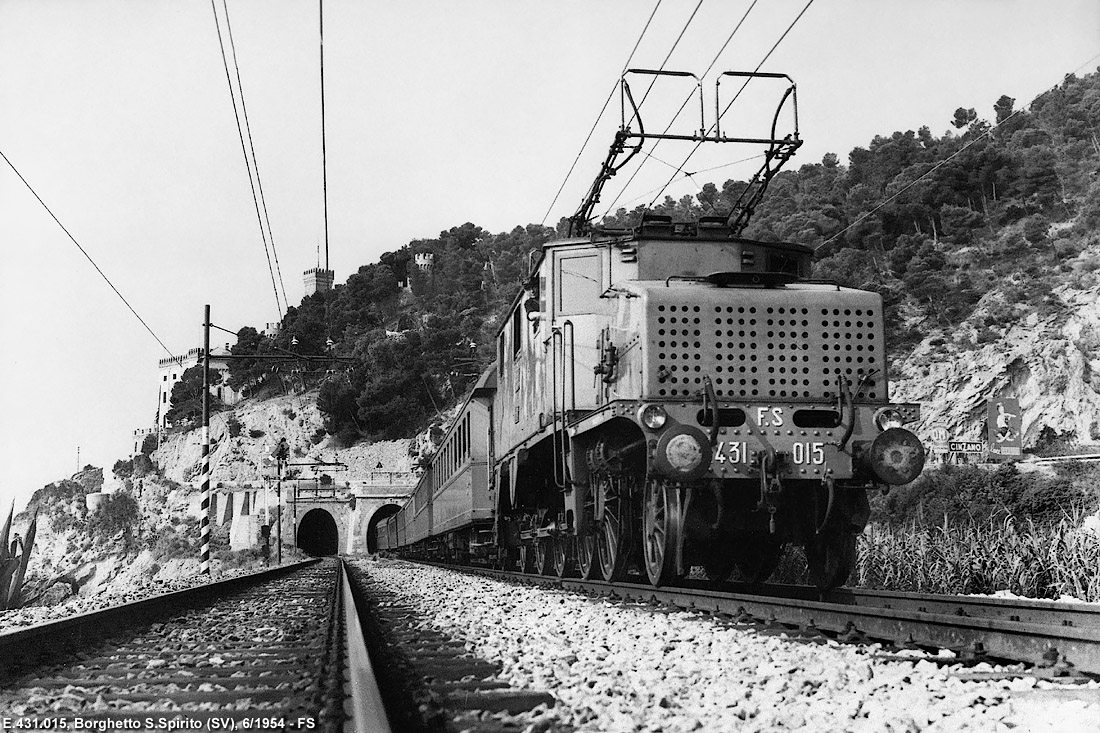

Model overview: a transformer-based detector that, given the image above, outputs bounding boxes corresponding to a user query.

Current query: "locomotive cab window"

[556,253,603,315]
[511,308,522,358]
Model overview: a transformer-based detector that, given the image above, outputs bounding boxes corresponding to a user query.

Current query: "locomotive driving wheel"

[642,478,685,587]
[552,536,574,578]
[577,533,597,579]
[534,538,554,576]
[576,498,599,579]
[518,543,535,573]
[596,473,636,582]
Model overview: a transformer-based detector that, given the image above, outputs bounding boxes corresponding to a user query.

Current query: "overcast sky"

[2,0,1097,513]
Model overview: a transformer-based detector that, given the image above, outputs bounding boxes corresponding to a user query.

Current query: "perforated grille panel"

[646,286,885,403]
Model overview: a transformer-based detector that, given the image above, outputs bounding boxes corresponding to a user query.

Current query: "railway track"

[0,559,390,732]
[428,563,1100,678]
[344,559,560,733]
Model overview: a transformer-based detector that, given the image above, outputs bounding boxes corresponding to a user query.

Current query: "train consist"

[378,70,925,589]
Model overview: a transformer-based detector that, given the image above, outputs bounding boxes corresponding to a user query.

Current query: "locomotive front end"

[634,281,923,487]
[585,274,924,589]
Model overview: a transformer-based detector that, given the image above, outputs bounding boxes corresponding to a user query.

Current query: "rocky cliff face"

[892,263,1100,451]
[153,390,414,487]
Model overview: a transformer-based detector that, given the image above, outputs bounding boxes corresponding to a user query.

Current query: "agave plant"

[0,503,38,610]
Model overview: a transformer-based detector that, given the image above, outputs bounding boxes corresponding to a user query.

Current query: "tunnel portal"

[296,508,339,556]
[365,503,402,554]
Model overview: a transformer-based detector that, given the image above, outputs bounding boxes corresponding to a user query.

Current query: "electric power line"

[599,0,761,219]
[628,0,706,119]
[564,0,711,228]
[320,0,330,269]
[220,0,289,310]
[210,0,285,319]
[644,0,816,211]
[539,0,664,227]
[0,148,174,357]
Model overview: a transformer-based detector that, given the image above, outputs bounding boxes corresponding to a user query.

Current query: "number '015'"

[792,442,825,465]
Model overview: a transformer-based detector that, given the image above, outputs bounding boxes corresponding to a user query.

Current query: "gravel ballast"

[355,558,1100,732]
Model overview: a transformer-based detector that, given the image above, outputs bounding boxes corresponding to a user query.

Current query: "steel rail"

[420,562,1100,676]
[0,558,392,729]
[676,580,1100,630]
[340,559,394,733]
[0,559,318,664]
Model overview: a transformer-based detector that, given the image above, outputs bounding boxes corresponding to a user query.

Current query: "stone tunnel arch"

[365,503,402,554]
[297,508,340,556]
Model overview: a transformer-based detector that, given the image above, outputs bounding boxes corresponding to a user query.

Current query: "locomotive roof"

[494,218,816,339]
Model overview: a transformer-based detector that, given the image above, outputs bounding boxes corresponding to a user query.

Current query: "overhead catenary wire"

[320,0,330,270]
[599,0,761,219]
[594,0,710,219]
[643,0,816,211]
[816,50,1100,252]
[210,0,286,319]
[562,0,712,230]
[539,0,664,227]
[0,148,174,358]
[220,0,289,312]
[627,0,706,120]
[610,152,766,212]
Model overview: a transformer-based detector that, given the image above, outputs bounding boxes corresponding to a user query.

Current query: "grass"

[855,515,1100,602]
[758,514,1100,602]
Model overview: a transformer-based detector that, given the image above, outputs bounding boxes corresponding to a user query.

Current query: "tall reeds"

[856,514,1100,601]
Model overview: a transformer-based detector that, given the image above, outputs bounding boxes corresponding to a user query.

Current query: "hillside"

[152,390,414,486]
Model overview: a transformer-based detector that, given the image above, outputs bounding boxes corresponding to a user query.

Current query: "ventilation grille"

[652,302,880,401]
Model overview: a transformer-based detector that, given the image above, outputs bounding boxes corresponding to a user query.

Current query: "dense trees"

[165,365,221,428]
[229,221,555,444]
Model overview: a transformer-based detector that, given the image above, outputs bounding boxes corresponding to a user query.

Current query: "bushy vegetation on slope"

[224,71,1099,446]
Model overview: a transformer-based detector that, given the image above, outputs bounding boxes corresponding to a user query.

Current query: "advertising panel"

[987,397,1022,459]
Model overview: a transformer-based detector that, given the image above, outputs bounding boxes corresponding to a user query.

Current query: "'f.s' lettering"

[756,407,784,427]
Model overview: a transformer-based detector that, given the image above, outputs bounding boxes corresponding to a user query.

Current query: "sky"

[1,0,1098,513]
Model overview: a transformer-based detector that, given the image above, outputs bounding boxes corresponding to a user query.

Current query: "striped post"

[200,425,211,574]
[200,305,211,575]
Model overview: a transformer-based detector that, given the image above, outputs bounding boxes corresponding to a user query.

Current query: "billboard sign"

[987,397,1022,459]
[928,425,949,451]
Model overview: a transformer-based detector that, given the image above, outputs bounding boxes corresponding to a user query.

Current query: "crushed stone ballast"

[366,557,1100,731]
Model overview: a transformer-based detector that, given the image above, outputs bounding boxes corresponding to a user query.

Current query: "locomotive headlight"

[873,407,905,431]
[665,433,703,472]
[640,404,668,430]
[653,425,713,481]
[867,427,926,485]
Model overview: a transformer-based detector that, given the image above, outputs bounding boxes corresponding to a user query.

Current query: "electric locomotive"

[488,70,924,589]
[381,70,925,590]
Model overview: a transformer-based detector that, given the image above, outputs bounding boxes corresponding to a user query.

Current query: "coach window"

[512,308,522,358]
[557,254,602,315]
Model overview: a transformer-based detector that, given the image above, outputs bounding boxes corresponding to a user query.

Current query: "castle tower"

[303,266,335,295]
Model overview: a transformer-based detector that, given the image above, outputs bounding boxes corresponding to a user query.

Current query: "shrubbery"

[87,492,141,547]
[873,462,1095,527]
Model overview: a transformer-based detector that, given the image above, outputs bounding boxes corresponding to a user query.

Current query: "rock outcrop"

[153,390,413,487]
[893,271,1100,451]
